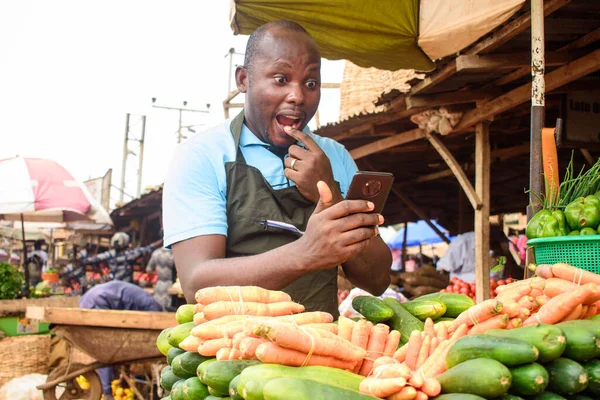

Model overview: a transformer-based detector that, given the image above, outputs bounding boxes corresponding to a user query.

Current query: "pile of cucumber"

[432,319,600,399]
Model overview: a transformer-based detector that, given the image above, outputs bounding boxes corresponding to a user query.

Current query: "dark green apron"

[225,111,338,317]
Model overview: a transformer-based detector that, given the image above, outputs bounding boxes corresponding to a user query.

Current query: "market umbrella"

[229,0,525,71]
[0,157,114,294]
[387,220,452,250]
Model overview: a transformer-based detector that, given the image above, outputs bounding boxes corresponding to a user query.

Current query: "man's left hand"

[283,126,342,204]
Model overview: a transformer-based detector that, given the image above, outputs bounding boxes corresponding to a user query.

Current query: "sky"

[0,1,345,208]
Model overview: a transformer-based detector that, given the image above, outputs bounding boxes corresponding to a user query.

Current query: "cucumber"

[555,321,600,362]
[160,366,180,391]
[432,395,487,400]
[509,362,548,396]
[530,392,567,400]
[172,352,213,379]
[435,317,456,322]
[208,386,227,397]
[262,377,375,400]
[570,395,594,400]
[157,327,174,355]
[167,322,196,348]
[167,347,186,366]
[587,314,600,321]
[446,335,539,368]
[170,379,186,400]
[197,358,218,382]
[485,325,566,363]
[437,358,512,398]
[351,296,394,322]
[202,360,261,395]
[583,359,600,394]
[492,395,525,400]
[181,376,209,400]
[176,304,196,324]
[545,357,589,395]
[383,297,424,346]
[412,292,475,318]
[229,374,243,400]
[402,299,447,321]
[204,396,227,400]
[237,364,364,400]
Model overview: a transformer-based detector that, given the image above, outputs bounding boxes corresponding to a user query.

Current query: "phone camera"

[362,179,382,197]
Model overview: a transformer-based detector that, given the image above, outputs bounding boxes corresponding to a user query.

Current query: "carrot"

[507,318,522,330]
[583,290,600,305]
[530,287,544,298]
[393,344,408,363]
[524,283,597,326]
[423,318,436,339]
[198,337,232,356]
[372,356,396,370]
[519,308,531,320]
[195,285,292,305]
[421,377,442,397]
[194,303,204,313]
[337,316,356,342]
[415,336,431,370]
[429,337,439,355]
[232,331,248,349]
[179,335,204,352]
[387,386,417,400]
[302,323,338,334]
[496,284,533,303]
[450,299,503,331]
[561,304,583,322]
[468,314,509,335]
[359,377,407,398]
[585,304,598,318]
[383,330,402,357]
[536,295,550,306]
[239,337,268,359]
[274,311,334,325]
[414,390,428,400]
[409,371,424,389]
[543,278,574,297]
[580,305,589,319]
[404,331,423,370]
[419,340,449,378]
[500,302,520,318]
[194,312,206,325]
[551,263,600,286]
[435,323,449,341]
[203,300,305,319]
[216,347,243,360]
[253,320,367,361]
[360,324,390,376]
[518,296,536,311]
[351,319,373,350]
[533,264,554,279]
[255,342,358,369]
[372,362,412,379]
[495,277,543,292]
[422,324,469,377]
[199,314,249,326]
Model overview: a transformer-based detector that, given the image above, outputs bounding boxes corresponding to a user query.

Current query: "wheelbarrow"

[25,306,176,400]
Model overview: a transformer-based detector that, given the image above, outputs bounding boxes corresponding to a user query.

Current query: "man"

[163,20,392,316]
[146,246,176,311]
[79,280,162,399]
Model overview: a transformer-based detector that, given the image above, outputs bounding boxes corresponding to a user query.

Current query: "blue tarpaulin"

[387,220,453,249]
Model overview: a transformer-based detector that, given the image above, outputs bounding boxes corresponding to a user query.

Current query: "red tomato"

[459,287,470,295]
[452,286,461,293]
[446,285,453,292]
[506,278,514,284]
[497,280,506,286]
[440,289,447,293]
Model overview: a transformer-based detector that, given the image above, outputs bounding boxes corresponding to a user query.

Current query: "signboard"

[563,90,600,148]
[84,169,112,211]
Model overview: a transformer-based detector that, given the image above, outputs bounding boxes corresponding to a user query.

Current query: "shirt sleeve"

[163,139,228,248]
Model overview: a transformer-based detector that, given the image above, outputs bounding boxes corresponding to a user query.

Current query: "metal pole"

[21,213,30,297]
[177,109,183,144]
[528,0,546,221]
[137,115,146,198]
[227,49,234,94]
[401,223,408,270]
[120,113,130,203]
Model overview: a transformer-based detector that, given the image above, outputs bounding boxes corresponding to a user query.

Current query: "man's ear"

[235,66,249,93]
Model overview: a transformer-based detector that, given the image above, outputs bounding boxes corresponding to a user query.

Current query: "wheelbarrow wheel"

[43,363,102,400]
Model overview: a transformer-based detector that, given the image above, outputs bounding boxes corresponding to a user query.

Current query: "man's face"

[237,29,321,148]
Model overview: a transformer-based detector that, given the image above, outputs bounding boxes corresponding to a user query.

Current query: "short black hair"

[243,20,310,75]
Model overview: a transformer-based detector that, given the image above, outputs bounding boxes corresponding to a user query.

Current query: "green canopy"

[230,0,435,72]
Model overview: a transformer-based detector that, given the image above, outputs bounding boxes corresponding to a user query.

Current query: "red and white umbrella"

[0,157,113,226]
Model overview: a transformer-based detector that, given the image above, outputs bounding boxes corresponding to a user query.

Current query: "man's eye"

[275,76,286,84]
[306,81,318,89]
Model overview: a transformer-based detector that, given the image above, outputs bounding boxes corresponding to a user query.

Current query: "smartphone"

[345,171,395,214]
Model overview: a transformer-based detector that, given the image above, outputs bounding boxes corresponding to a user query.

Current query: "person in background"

[146,247,176,311]
[79,280,162,399]
[163,20,391,316]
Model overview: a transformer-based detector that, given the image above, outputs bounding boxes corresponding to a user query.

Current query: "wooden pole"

[20,214,30,297]
[475,122,491,303]
[401,223,408,270]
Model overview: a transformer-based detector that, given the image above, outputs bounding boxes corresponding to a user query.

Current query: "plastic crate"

[528,235,600,274]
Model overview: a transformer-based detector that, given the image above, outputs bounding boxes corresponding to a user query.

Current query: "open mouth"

[275,114,304,131]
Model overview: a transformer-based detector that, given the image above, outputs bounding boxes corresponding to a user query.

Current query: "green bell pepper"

[565,195,600,230]
[580,227,597,235]
[526,209,570,239]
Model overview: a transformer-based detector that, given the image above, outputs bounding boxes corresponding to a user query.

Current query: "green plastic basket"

[528,235,600,274]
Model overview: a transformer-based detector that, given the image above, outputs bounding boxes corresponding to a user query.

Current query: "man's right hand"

[295,181,383,270]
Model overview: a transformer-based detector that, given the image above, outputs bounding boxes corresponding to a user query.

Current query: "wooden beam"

[455,48,600,132]
[26,306,176,330]
[321,83,341,89]
[425,132,482,210]
[409,61,457,96]
[456,52,573,72]
[581,149,595,166]
[493,26,600,86]
[475,122,491,303]
[406,90,498,110]
[349,129,426,159]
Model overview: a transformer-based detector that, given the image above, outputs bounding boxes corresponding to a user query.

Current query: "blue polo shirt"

[163,116,358,247]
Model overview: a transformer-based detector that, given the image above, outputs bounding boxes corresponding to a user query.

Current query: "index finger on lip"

[284,126,320,152]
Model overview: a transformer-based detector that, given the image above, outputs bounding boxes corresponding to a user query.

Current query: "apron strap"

[229,110,247,164]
